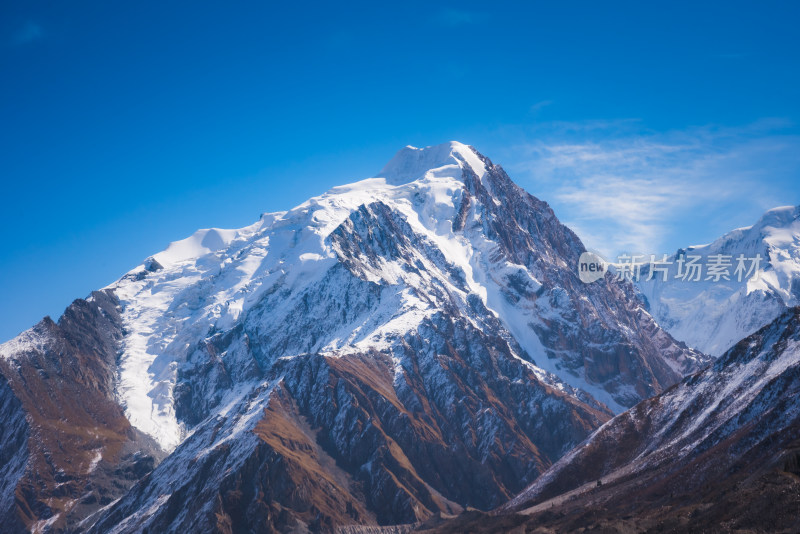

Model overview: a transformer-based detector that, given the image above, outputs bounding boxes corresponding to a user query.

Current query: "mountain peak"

[377,141,487,185]
[753,204,800,231]
[0,141,709,532]
[637,201,800,356]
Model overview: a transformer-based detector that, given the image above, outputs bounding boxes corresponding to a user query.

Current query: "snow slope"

[637,205,800,356]
[107,142,496,450]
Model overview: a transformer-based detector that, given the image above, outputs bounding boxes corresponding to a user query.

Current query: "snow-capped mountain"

[0,142,702,532]
[637,205,800,356]
[108,141,701,447]
[491,306,800,533]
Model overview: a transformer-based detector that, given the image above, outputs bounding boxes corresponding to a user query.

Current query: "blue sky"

[1,1,799,341]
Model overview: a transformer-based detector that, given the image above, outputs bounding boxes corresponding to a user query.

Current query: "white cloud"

[498,120,800,258]
[530,100,553,113]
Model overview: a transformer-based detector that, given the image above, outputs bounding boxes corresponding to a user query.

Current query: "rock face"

[0,373,28,534]
[87,340,607,532]
[0,142,701,532]
[478,307,800,533]
[637,204,800,356]
[0,291,163,533]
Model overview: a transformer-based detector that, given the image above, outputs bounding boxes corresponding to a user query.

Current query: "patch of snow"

[30,513,61,534]
[87,449,103,474]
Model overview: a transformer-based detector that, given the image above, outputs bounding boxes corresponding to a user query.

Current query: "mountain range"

[0,142,796,533]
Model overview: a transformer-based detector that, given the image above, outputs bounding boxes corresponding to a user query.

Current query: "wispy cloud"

[12,21,44,46]
[529,100,553,114]
[497,120,800,257]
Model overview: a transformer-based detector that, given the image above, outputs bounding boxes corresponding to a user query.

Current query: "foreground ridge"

[427,307,800,532]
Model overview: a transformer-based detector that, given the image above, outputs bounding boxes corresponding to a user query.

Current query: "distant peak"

[377,141,487,185]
